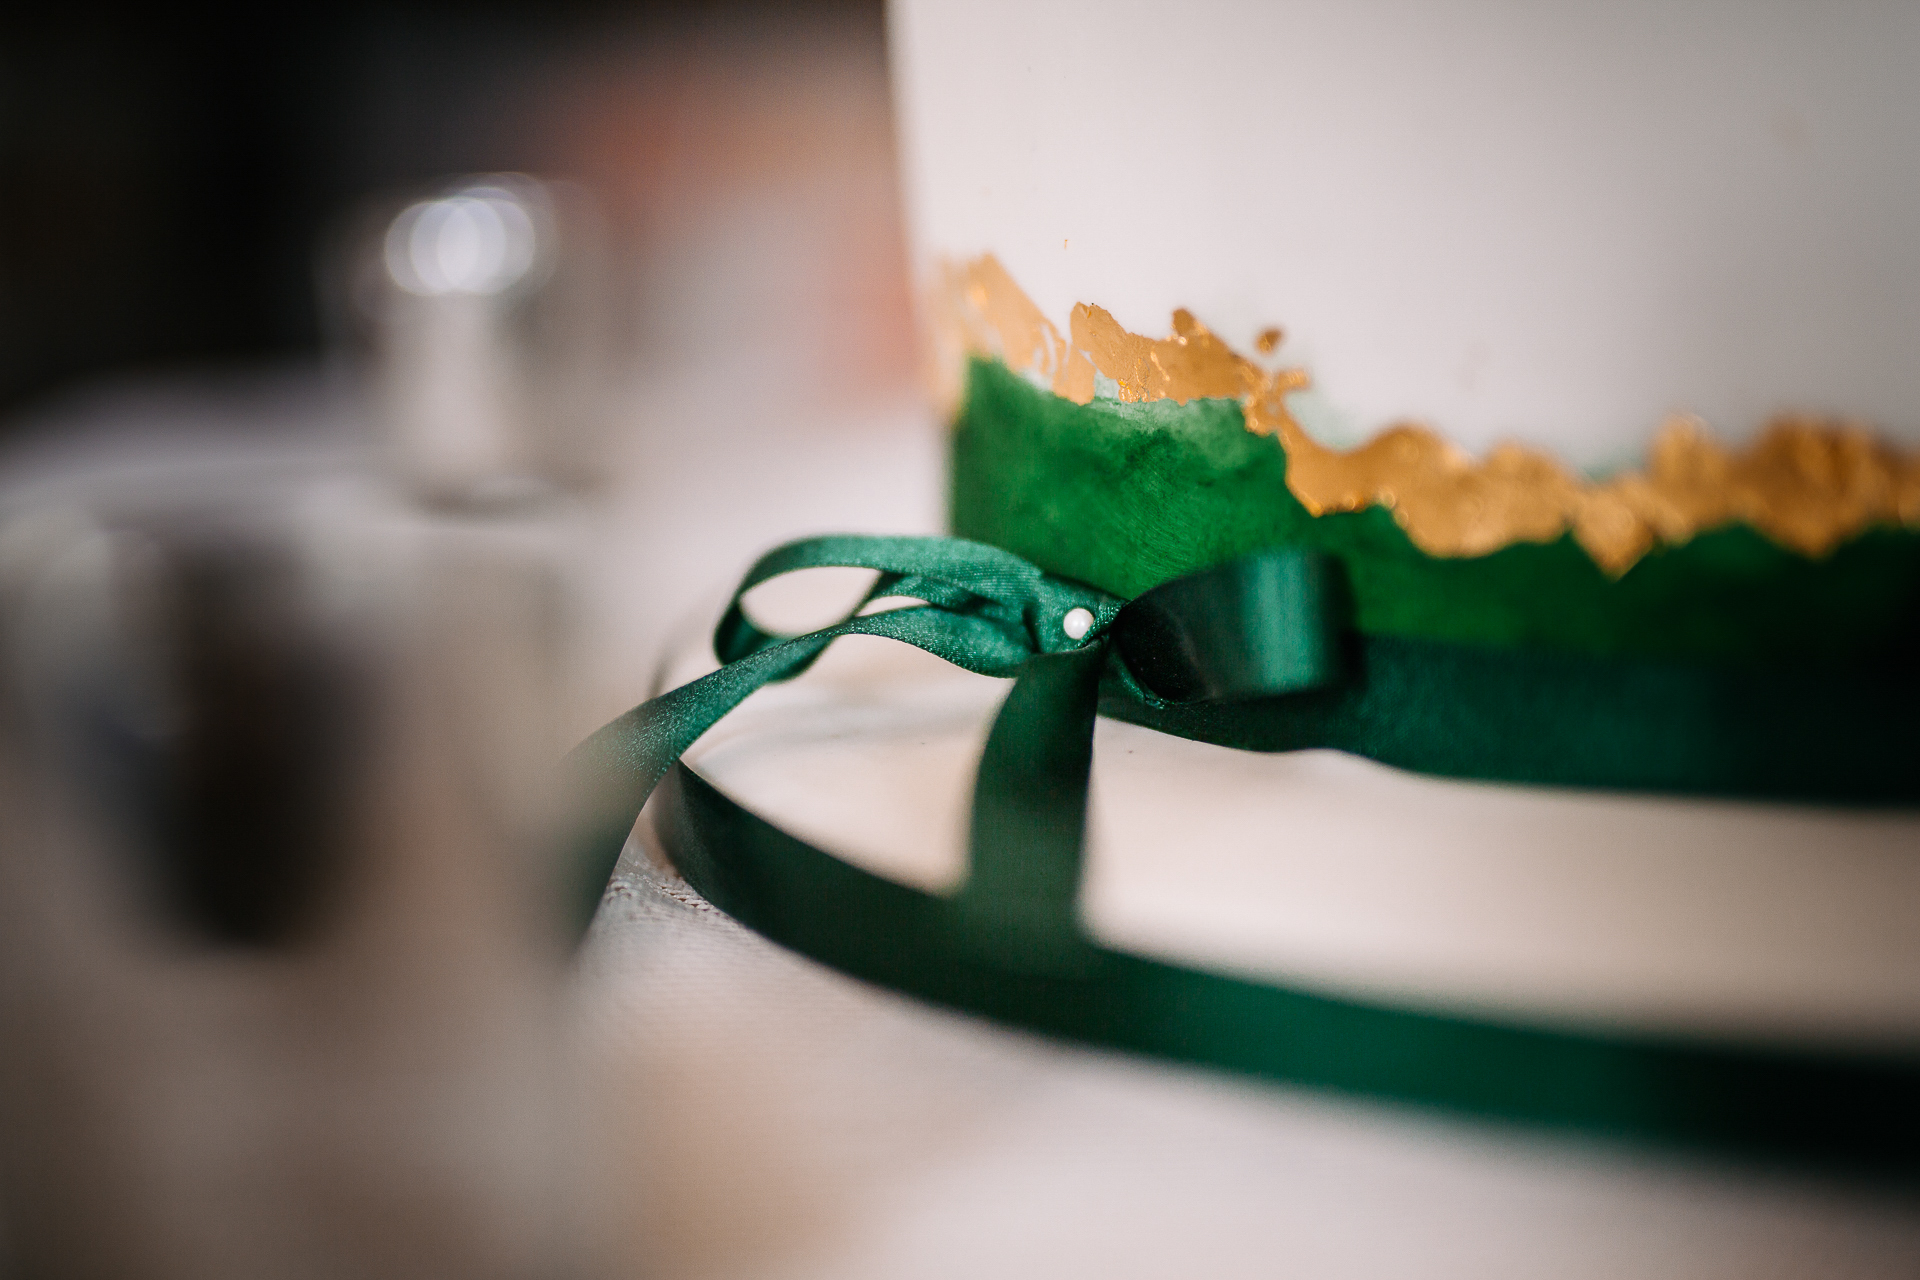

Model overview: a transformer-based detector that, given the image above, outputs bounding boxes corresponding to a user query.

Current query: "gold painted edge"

[934,254,1920,575]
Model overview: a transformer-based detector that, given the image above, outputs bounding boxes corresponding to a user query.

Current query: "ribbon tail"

[951,642,1108,973]
[562,603,1044,938]
[560,632,832,933]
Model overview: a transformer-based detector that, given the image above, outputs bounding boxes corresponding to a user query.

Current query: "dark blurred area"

[0,0,908,424]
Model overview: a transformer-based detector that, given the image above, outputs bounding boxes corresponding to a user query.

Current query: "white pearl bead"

[1061,607,1094,641]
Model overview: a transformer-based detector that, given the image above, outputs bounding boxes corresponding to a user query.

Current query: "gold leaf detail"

[933,254,1920,574]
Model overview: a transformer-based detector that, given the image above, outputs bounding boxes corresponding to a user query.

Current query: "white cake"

[600,4,1920,1271]
[892,0,1920,463]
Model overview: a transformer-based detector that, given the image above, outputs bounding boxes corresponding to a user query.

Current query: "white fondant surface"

[891,0,1920,465]
[668,627,1920,1046]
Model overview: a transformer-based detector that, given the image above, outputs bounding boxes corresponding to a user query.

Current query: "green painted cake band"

[950,357,1920,666]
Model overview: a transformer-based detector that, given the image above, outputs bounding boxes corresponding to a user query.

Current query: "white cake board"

[584,806,1920,1280]
[663,605,1920,1048]
[566,597,1920,1278]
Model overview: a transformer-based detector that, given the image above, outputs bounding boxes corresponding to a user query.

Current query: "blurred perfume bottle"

[331,174,620,505]
[0,464,596,1279]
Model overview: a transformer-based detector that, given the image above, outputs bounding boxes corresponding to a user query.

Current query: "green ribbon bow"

[565,534,1919,1177]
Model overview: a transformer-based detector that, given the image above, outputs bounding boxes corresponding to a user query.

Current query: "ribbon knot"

[565,534,1343,935]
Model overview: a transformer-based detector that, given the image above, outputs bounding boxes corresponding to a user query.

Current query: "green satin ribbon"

[565,533,1920,1175]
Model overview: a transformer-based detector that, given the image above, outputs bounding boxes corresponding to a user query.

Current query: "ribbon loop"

[1110,549,1345,704]
[567,535,1119,928]
[713,534,1057,667]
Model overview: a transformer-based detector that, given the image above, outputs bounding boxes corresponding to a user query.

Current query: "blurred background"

[0,4,942,1276]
